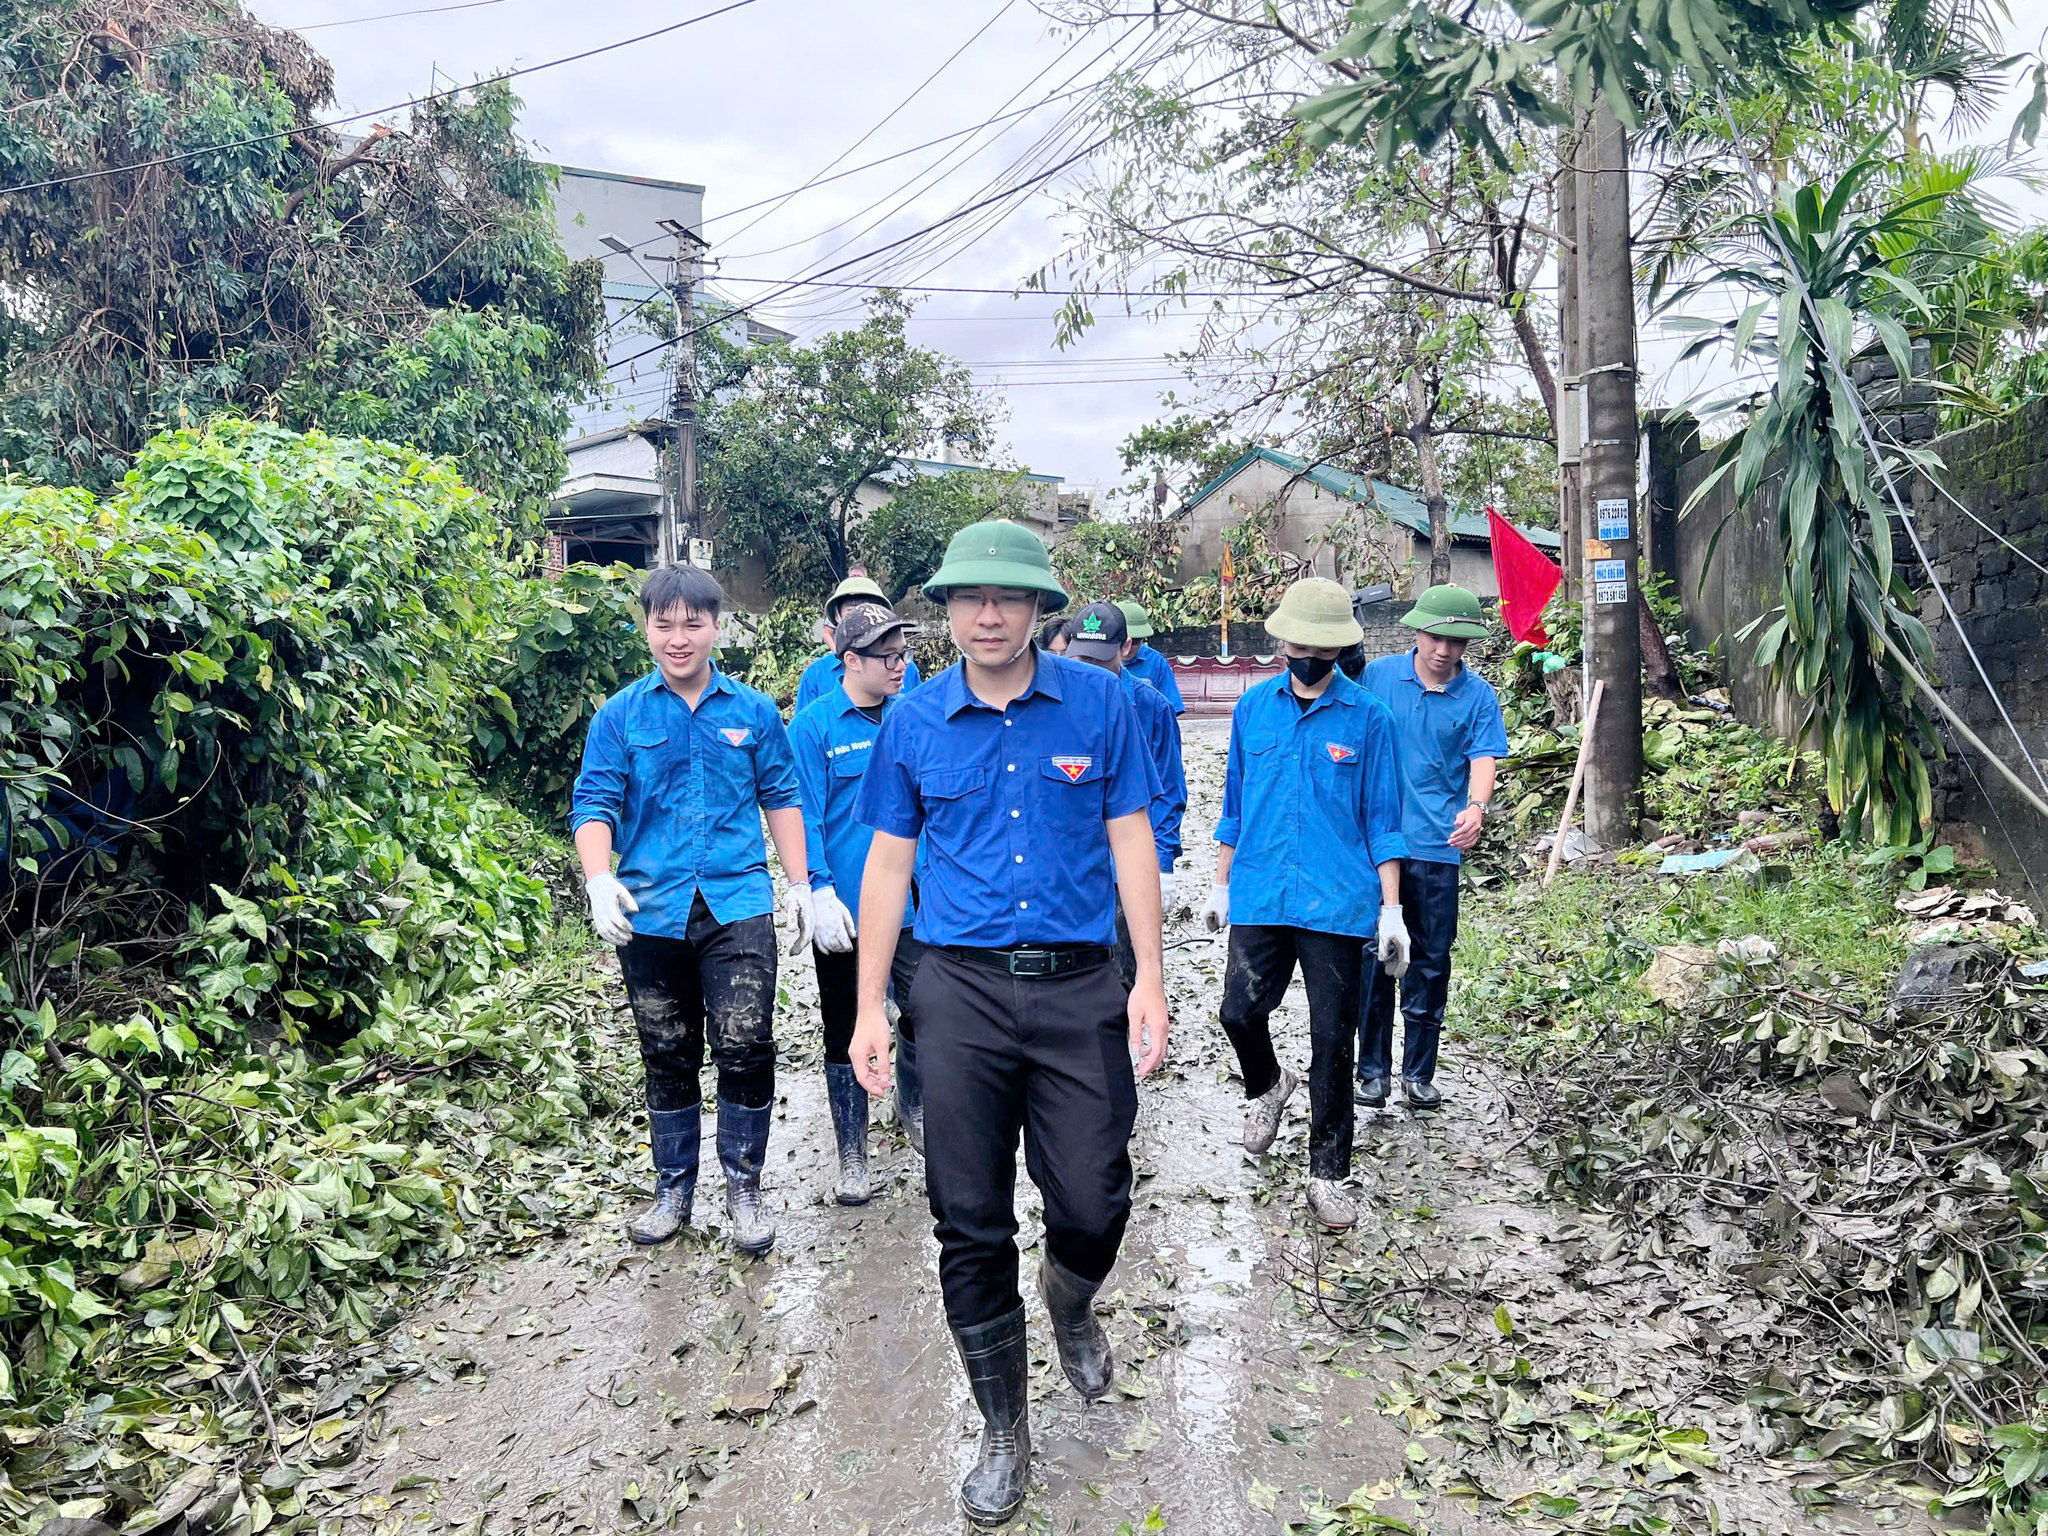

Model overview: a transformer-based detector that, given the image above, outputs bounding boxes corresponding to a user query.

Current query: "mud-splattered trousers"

[914,948,1137,1329]
[619,895,777,1112]
[1219,924,1364,1179]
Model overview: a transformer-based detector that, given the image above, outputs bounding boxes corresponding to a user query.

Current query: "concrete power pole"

[1555,124,1582,602]
[664,220,709,569]
[1576,100,1643,845]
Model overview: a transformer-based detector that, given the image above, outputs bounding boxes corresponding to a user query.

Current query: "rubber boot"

[952,1305,1031,1526]
[894,1029,925,1157]
[627,1107,700,1245]
[716,1099,776,1256]
[1037,1254,1113,1400]
[824,1061,871,1206]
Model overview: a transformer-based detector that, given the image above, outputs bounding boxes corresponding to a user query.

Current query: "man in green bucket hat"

[1354,584,1507,1113]
[1114,600,1186,718]
[793,573,925,713]
[1199,576,1410,1232]
[844,520,1171,1525]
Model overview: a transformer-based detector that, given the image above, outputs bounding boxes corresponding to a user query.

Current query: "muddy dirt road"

[332,721,1924,1536]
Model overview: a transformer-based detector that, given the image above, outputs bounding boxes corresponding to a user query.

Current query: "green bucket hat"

[1265,577,1363,648]
[824,575,887,622]
[922,520,1069,612]
[1401,584,1489,639]
[1114,601,1154,640]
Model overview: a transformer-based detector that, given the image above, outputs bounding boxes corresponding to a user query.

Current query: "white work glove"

[1159,869,1177,911]
[585,873,637,948]
[811,886,856,954]
[782,883,816,956]
[1199,883,1230,934]
[1377,904,1412,979]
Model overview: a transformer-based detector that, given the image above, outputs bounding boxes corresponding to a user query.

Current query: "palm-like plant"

[1660,156,1943,843]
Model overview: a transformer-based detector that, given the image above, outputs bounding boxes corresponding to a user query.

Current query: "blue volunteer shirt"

[1360,651,1509,866]
[857,653,1153,949]
[793,649,923,715]
[1215,671,1408,938]
[789,686,913,930]
[1121,668,1185,872]
[1123,643,1185,715]
[570,666,801,937]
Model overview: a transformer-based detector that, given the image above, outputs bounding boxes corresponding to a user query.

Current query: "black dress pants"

[912,949,1137,1328]
[1218,923,1364,1180]
[618,895,777,1111]
[812,934,926,1063]
[1359,859,1461,1085]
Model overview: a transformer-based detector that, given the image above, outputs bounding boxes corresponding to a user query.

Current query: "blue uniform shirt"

[789,686,913,929]
[857,653,1153,948]
[1121,668,1185,871]
[1215,671,1408,938]
[794,650,923,715]
[570,667,801,937]
[1123,643,1185,714]
[1360,651,1509,866]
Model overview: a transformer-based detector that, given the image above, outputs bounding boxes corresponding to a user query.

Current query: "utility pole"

[1555,124,1583,602]
[1576,100,1643,845]
[662,219,709,569]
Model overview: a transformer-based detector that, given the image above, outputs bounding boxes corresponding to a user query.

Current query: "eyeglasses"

[945,589,1037,614]
[857,647,911,668]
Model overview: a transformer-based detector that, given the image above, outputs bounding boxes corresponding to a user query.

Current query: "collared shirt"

[570,666,801,936]
[1123,643,1185,715]
[793,650,923,715]
[1121,667,1185,872]
[858,653,1153,948]
[1215,671,1408,938]
[789,685,913,929]
[1360,651,1509,865]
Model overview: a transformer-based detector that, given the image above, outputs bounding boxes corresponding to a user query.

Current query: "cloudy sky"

[251,0,2048,497]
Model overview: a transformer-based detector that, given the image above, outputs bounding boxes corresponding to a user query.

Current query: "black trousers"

[812,933,925,1064]
[618,895,777,1112]
[1218,924,1364,1180]
[1360,859,1461,1085]
[913,949,1137,1328]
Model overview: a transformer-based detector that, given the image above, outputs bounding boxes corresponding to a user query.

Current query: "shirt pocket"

[917,763,993,845]
[625,727,687,813]
[701,718,761,801]
[1037,754,1108,835]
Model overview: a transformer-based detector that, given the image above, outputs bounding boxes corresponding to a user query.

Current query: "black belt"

[939,944,1111,978]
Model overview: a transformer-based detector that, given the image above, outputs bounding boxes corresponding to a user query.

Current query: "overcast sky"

[251,0,2048,498]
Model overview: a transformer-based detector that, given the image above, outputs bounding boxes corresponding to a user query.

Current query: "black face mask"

[1287,654,1337,686]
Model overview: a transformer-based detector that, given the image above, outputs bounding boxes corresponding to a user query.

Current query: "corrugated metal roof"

[1183,446,1562,550]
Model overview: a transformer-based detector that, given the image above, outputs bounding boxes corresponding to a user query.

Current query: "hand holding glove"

[782,883,816,956]
[1199,883,1230,934]
[585,873,638,947]
[811,886,856,954]
[1377,903,1412,979]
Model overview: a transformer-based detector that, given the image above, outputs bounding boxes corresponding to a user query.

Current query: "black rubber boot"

[1037,1253,1113,1401]
[627,1107,700,1245]
[952,1305,1031,1526]
[824,1061,871,1206]
[717,1099,776,1256]
[894,1029,925,1157]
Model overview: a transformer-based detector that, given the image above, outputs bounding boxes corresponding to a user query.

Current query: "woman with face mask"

[1198,577,1410,1232]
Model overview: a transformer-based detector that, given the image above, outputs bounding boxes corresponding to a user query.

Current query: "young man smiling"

[1201,577,1409,1232]
[572,566,815,1256]
[788,599,926,1204]
[846,521,1170,1527]
[1355,585,1507,1112]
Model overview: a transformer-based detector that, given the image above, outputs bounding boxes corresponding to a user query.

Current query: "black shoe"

[952,1306,1031,1525]
[1402,1077,1442,1110]
[1353,1072,1388,1108]
[1038,1255,1113,1400]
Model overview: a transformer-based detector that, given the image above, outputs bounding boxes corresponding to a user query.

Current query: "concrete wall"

[1660,394,2048,894]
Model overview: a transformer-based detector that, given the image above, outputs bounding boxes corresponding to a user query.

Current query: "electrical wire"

[711,0,1019,247]
[0,0,767,196]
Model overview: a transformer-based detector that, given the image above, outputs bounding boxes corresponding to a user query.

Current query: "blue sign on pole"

[1596,497,1631,541]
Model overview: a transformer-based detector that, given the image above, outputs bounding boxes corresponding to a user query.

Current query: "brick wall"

[1659,386,2048,895]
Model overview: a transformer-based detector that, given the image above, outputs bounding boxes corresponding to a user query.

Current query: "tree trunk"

[1405,367,1453,587]
[1639,604,1685,700]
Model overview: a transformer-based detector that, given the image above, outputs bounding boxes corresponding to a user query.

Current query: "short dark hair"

[641,564,723,621]
[1038,616,1071,650]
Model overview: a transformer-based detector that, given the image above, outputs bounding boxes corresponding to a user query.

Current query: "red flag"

[1487,507,1562,645]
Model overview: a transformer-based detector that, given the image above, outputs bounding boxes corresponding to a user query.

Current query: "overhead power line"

[0,0,766,197]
